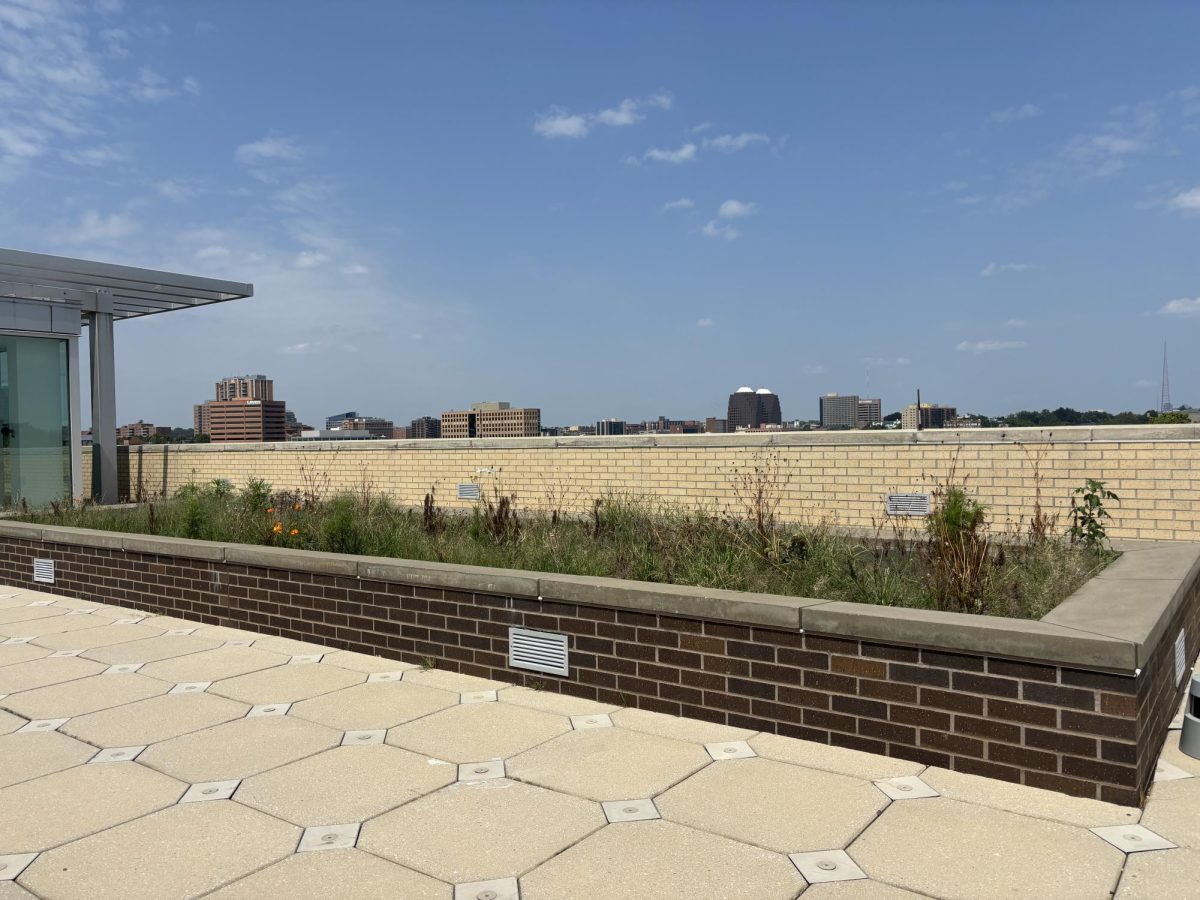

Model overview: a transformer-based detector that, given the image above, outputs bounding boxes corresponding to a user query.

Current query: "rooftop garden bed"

[16,468,1116,620]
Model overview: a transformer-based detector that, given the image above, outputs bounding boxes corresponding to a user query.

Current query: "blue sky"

[3,1,1200,427]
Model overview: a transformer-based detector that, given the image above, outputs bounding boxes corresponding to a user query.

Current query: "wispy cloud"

[1167,187,1200,212]
[1159,297,1200,317]
[802,364,826,375]
[690,122,712,133]
[696,317,714,328]
[642,143,697,164]
[1005,318,1028,328]
[955,339,1029,354]
[980,261,1036,277]
[235,136,304,166]
[194,245,230,261]
[662,197,694,211]
[699,198,757,240]
[1134,378,1155,389]
[533,93,672,139]
[340,263,369,275]
[702,220,739,241]
[61,144,128,167]
[988,103,1041,124]
[704,132,770,152]
[58,210,139,245]
[294,251,329,268]
[863,357,911,367]
[718,199,756,218]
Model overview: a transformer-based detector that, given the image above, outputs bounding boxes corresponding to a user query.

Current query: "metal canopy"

[0,247,253,319]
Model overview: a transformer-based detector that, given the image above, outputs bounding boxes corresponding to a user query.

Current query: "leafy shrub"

[1068,479,1119,551]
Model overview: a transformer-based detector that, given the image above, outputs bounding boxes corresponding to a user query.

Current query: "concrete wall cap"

[119,532,227,562]
[224,544,358,577]
[357,556,540,598]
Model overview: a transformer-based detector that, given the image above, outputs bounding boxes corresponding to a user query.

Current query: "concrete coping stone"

[8,523,1198,673]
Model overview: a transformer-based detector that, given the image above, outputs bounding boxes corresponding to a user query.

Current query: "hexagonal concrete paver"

[3,615,122,639]
[139,714,341,782]
[1,673,169,719]
[0,761,184,852]
[20,798,299,900]
[61,692,248,747]
[246,635,330,657]
[0,709,25,735]
[611,707,755,744]
[82,633,222,664]
[0,731,97,788]
[0,605,70,627]
[209,661,363,704]
[387,700,570,763]
[1141,795,1200,849]
[803,881,930,899]
[498,686,620,718]
[319,650,416,674]
[290,681,457,731]
[520,819,804,900]
[851,797,1125,899]
[237,744,455,826]
[1115,846,1200,898]
[0,656,105,694]
[402,668,508,693]
[35,622,164,651]
[0,883,38,899]
[922,766,1140,828]
[0,642,49,668]
[750,733,926,781]
[206,848,447,899]
[658,756,887,852]
[138,644,289,683]
[507,726,711,801]
[360,779,605,883]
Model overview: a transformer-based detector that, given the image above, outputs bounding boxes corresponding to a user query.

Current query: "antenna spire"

[1160,342,1173,413]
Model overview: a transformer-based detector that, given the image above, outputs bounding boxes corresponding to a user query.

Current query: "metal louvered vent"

[509,627,569,677]
[457,482,481,501]
[33,559,55,584]
[1176,630,1187,685]
[886,493,932,517]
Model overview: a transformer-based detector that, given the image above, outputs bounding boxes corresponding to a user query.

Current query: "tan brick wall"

[96,425,1200,541]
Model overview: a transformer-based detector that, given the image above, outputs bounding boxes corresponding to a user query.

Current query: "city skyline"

[2,3,1198,427]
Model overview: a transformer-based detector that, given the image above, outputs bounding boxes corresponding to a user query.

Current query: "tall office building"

[410,416,441,439]
[857,398,882,428]
[596,418,626,436]
[727,387,783,430]
[901,403,957,430]
[441,402,541,438]
[194,374,287,442]
[819,393,880,429]
[325,410,358,429]
[333,416,393,438]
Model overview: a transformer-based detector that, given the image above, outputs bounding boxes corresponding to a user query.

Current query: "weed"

[420,656,437,671]
[1068,479,1119,551]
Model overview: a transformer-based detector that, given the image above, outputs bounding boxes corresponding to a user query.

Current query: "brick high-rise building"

[818,393,880,429]
[333,416,393,438]
[194,375,287,442]
[727,387,782,431]
[409,416,441,439]
[440,402,541,439]
[214,375,273,402]
[901,403,957,430]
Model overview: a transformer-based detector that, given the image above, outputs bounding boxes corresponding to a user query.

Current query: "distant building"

[727,387,782,431]
[296,429,372,441]
[392,425,410,439]
[818,393,881,429]
[195,375,287,442]
[116,421,171,444]
[947,416,981,429]
[284,410,308,438]
[332,416,393,439]
[409,416,441,439]
[705,417,728,434]
[596,418,626,436]
[441,401,541,438]
[901,403,958,430]
[325,411,358,430]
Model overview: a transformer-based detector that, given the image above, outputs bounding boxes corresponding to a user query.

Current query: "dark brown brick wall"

[2,536,1192,807]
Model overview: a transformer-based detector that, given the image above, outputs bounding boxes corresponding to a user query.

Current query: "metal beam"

[86,295,118,504]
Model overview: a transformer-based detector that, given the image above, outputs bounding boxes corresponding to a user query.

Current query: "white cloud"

[182,76,200,95]
[156,179,200,201]
[294,251,329,269]
[863,357,912,367]
[280,342,321,355]
[63,210,138,244]
[690,122,712,133]
[1134,378,1155,389]
[989,103,1041,124]
[696,317,714,328]
[980,261,1036,277]
[235,136,304,166]
[1159,297,1200,317]
[702,220,739,241]
[533,93,672,139]
[61,144,128,167]
[955,340,1029,354]
[662,197,694,211]
[704,132,769,152]
[131,68,178,103]
[943,180,969,192]
[1005,318,1028,328]
[341,263,370,275]
[194,245,230,260]
[1167,187,1200,212]
[802,364,826,375]
[718,199,756,219]
[643,143,697,164]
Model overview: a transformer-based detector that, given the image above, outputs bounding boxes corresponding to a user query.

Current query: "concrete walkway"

[0,585,1195,900]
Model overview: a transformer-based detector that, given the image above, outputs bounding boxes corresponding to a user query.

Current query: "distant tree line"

[877,407,1195,428]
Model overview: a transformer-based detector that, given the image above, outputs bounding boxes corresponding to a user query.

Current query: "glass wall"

[0,334,71,508]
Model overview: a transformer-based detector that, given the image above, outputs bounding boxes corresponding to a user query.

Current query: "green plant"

[422,488,445,536]
[322,496,366,555]
[420,656,437,671]
[924,480,993,614]
[1068,479,1119,551]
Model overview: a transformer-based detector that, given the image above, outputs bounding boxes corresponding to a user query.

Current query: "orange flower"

[293,502,302,512]
[272,521,283,534]
[289,528,299,536]
[266,507,275,513]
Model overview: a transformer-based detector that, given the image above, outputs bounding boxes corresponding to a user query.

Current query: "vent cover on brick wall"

[886,493,931,516]
[509,627,569,676]
[33,558,55,584]
[1176,630,1188,685]
[456,483,481,501]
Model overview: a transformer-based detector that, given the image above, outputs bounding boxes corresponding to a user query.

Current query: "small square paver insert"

[458,760,505,781]
[0,853,37,882]
[1154,760,1193,782]
[460,690,497,704]
[179,780,241,803]
[102,663,143,674]
[874,775,940,800]
[788,849,867,883]
[89,745,147,763]
[1091,825,1178,853]
[365,671,406,683]
[16,718,68,734]
[705,740,756,760]
[246,703,292,718]
[454,877,519,900]
[297,823,360,852]
[570,713,612,730]
[342,729,386,746]
[48,649,82,657]
[289,654,325,665]
[168,681,211,694]
[602,799,661,823]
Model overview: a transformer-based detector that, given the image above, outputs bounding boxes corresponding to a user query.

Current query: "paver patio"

[0,584,1195,899]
